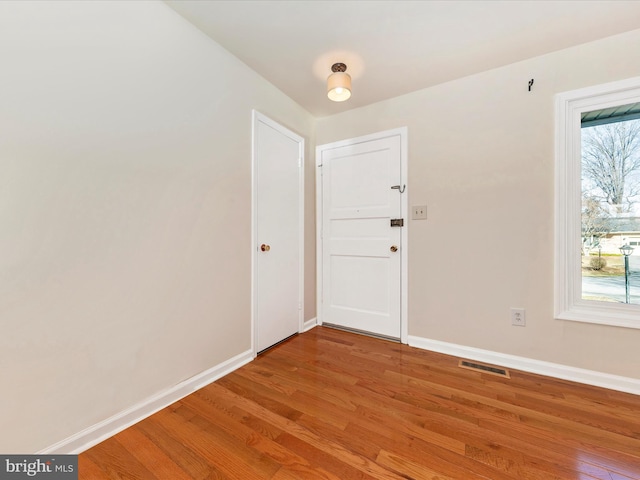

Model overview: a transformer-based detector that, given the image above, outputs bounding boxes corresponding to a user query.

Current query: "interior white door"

[253,112,304,353]
[319,132,403,339]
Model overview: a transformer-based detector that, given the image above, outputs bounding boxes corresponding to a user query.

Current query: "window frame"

[555,76,640,329]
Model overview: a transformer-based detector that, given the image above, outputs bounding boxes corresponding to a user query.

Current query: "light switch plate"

[412,205,427,220]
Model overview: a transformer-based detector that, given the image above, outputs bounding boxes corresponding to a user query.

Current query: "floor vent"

[458,360,511,378]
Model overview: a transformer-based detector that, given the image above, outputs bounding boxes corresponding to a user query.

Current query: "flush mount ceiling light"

[327,63,352,102]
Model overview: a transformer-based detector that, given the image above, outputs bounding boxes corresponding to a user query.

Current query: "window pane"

[581,107,640,304]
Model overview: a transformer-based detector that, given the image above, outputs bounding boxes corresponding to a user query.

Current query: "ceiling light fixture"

[327,63,351,102]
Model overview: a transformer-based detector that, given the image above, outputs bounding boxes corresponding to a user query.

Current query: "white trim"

[251,111,305,355]
[38,349,253,455]
[555,76,640,329]
[315,128,409,343]
[315,146,324,328]
[408,336,640,396]
[298,130,306,337]
[399,130,409,343]
[303,317,317,332]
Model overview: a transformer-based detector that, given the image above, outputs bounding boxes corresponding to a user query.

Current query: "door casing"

[316,127,408,343]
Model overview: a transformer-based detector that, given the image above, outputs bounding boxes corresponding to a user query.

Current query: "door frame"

[315,127,408,343]
[251,110,305,356]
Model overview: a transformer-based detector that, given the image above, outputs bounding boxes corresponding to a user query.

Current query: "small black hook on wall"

[528,79,534,92]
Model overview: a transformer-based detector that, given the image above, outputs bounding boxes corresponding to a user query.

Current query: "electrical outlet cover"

[510,307,526,326]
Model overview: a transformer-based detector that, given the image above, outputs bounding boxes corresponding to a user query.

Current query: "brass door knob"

[260,244,271,252]
[390,245,398,252]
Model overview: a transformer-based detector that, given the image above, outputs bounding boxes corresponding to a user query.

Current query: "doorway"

[252,111,304,353]
[316,128,408,342]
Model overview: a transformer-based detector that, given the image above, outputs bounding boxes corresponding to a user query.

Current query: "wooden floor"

[80,327,640,479]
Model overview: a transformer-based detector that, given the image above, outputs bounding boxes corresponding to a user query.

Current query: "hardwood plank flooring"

[80,327,640,479]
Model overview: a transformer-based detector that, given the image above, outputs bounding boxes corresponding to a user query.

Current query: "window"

[556,76,640,329]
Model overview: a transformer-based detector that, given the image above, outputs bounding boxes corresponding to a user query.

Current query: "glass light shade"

[620,244,634,256]
[327,72,352,102]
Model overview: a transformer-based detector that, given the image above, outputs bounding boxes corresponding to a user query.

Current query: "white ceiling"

[164,1,640,117]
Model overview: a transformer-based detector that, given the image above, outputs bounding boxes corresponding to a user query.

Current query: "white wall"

[0,0,314,453]
[316,29,640,381]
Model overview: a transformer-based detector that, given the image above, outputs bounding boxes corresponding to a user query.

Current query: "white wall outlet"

[412,205,427,220]
[511,307,526,326]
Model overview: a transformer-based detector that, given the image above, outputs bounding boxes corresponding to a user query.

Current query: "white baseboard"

[408,335,640,396]
[303,317,317,332]
[38,349,254,454]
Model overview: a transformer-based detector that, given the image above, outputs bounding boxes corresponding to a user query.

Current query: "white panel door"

[253,112,303,353]
[319,133,403,339]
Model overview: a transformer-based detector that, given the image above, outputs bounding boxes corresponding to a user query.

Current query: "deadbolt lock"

[390,245,398,252]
